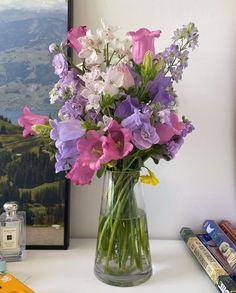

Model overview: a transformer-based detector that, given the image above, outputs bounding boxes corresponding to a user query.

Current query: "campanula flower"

[155,112,185,144]
[66,158,95,185]
[67,26,87,54]
[77,130,110,171]
[106,120,133,160]
[114,96,140,119]
[49,119,85,147]
[127,28,161,64]
[18,106,49,137]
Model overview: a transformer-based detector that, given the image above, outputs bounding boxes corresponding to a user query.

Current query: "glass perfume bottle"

[0,202,26,262]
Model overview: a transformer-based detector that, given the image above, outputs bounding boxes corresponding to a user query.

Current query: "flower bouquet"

[19,20,198,286]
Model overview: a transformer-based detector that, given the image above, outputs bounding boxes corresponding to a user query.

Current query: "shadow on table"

[146,251,197,285]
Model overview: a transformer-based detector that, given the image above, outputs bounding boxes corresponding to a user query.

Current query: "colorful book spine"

[180,227,236,293]
[203,220,236,274]
[197,233,236,281]
[219,220,236,246]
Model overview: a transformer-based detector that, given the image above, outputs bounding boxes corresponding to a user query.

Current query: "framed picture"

[0,0,73,249]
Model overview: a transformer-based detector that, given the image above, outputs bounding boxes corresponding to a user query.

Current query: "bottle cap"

[3,202,19,213]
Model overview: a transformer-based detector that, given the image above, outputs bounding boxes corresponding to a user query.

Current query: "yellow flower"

[140,170,159,186]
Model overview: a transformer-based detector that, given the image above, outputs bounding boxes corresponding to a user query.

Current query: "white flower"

[102,64,134,95]
[158,109,171,124]
[96,19,119,44]
[49,83,60,104]
[86,94,101,111]
[79,66,104,112]
[97,115,113,131]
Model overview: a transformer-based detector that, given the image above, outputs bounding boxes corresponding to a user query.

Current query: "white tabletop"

[7,239,217,293]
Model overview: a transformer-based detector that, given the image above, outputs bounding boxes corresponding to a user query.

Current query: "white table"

[7,239,218,293]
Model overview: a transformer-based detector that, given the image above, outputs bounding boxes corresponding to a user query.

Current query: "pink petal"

[67,26,87,54]
[18,106,48,137]
[66,159,95,185]
[156,123,175,144]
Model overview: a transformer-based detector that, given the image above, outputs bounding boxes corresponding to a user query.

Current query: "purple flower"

[148,71,175,105]
[161,44,179,64]
[166,137,184,159]
[49,119,85,147]
[122,110,159,149]
[132,124,159,150]
[57,139,79,159]
[121,109,149,131]
[52,53,68,78]
[50,70,80,104]
[85,109,100,123]
[115,96,140,119]
[60,96,87,119]
[182,121,195,137]
[55,152,77,173]
[172,23,199,50]
[55,139,79,173]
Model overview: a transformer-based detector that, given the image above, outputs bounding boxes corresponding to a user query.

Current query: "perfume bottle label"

[1,227,18,250]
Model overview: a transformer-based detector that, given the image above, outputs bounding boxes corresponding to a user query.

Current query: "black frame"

[0,0,73,250]
[27,0,73,250]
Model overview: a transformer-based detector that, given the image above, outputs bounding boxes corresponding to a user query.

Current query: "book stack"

[180,220,236,293]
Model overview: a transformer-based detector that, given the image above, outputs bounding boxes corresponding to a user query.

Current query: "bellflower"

[121,109,149,131]
[55,152,77,173]
[77,131,111,171]
[106,120,133,159]
[122,110,159,149]
[67,26,87,54]
[115,96,140,119]
[18,106,49,137]
[127,28,161,64]
[49,119,85,147]
[155,112,185,144]
[148,71,175,106]
[132,124,159,150]
[66,158,95,185]
[55,138,80,173]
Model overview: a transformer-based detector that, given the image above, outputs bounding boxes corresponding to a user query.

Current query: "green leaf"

[82,121,100,131]
[97,166,106,178]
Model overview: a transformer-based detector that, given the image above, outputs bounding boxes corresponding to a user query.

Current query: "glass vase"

[94,171,152,287]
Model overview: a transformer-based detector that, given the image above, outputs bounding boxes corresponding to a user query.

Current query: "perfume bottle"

[0,202,26,262]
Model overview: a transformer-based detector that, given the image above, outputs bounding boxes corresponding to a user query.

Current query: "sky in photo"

[0,0,67,11]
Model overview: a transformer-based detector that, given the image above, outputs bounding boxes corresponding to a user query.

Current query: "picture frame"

[0,0,73,249]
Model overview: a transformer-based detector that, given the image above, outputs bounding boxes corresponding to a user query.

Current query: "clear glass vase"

[94,171,152,287]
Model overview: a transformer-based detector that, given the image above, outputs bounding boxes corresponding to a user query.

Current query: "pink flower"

[116,64,135,90]
[127,28,161,64]
[155,112,185,144]
[67,26,87,54]
[18,106,48,137]
[66,159,95,185]
[77,130,111,171]
[106,120,133,160]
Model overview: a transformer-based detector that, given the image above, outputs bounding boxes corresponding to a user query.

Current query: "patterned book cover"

[203,220,236,274]
[180,227,236,293]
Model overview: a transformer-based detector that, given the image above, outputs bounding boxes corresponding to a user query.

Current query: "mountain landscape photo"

[0,1,68,246]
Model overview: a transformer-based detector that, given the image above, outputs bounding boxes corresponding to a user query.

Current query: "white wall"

[70,0,236,239]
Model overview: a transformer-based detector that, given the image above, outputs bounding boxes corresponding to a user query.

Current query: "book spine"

[203,220,236,273]
[219,220,236,246]
[197,234,235,278]
[180,227,236,293]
